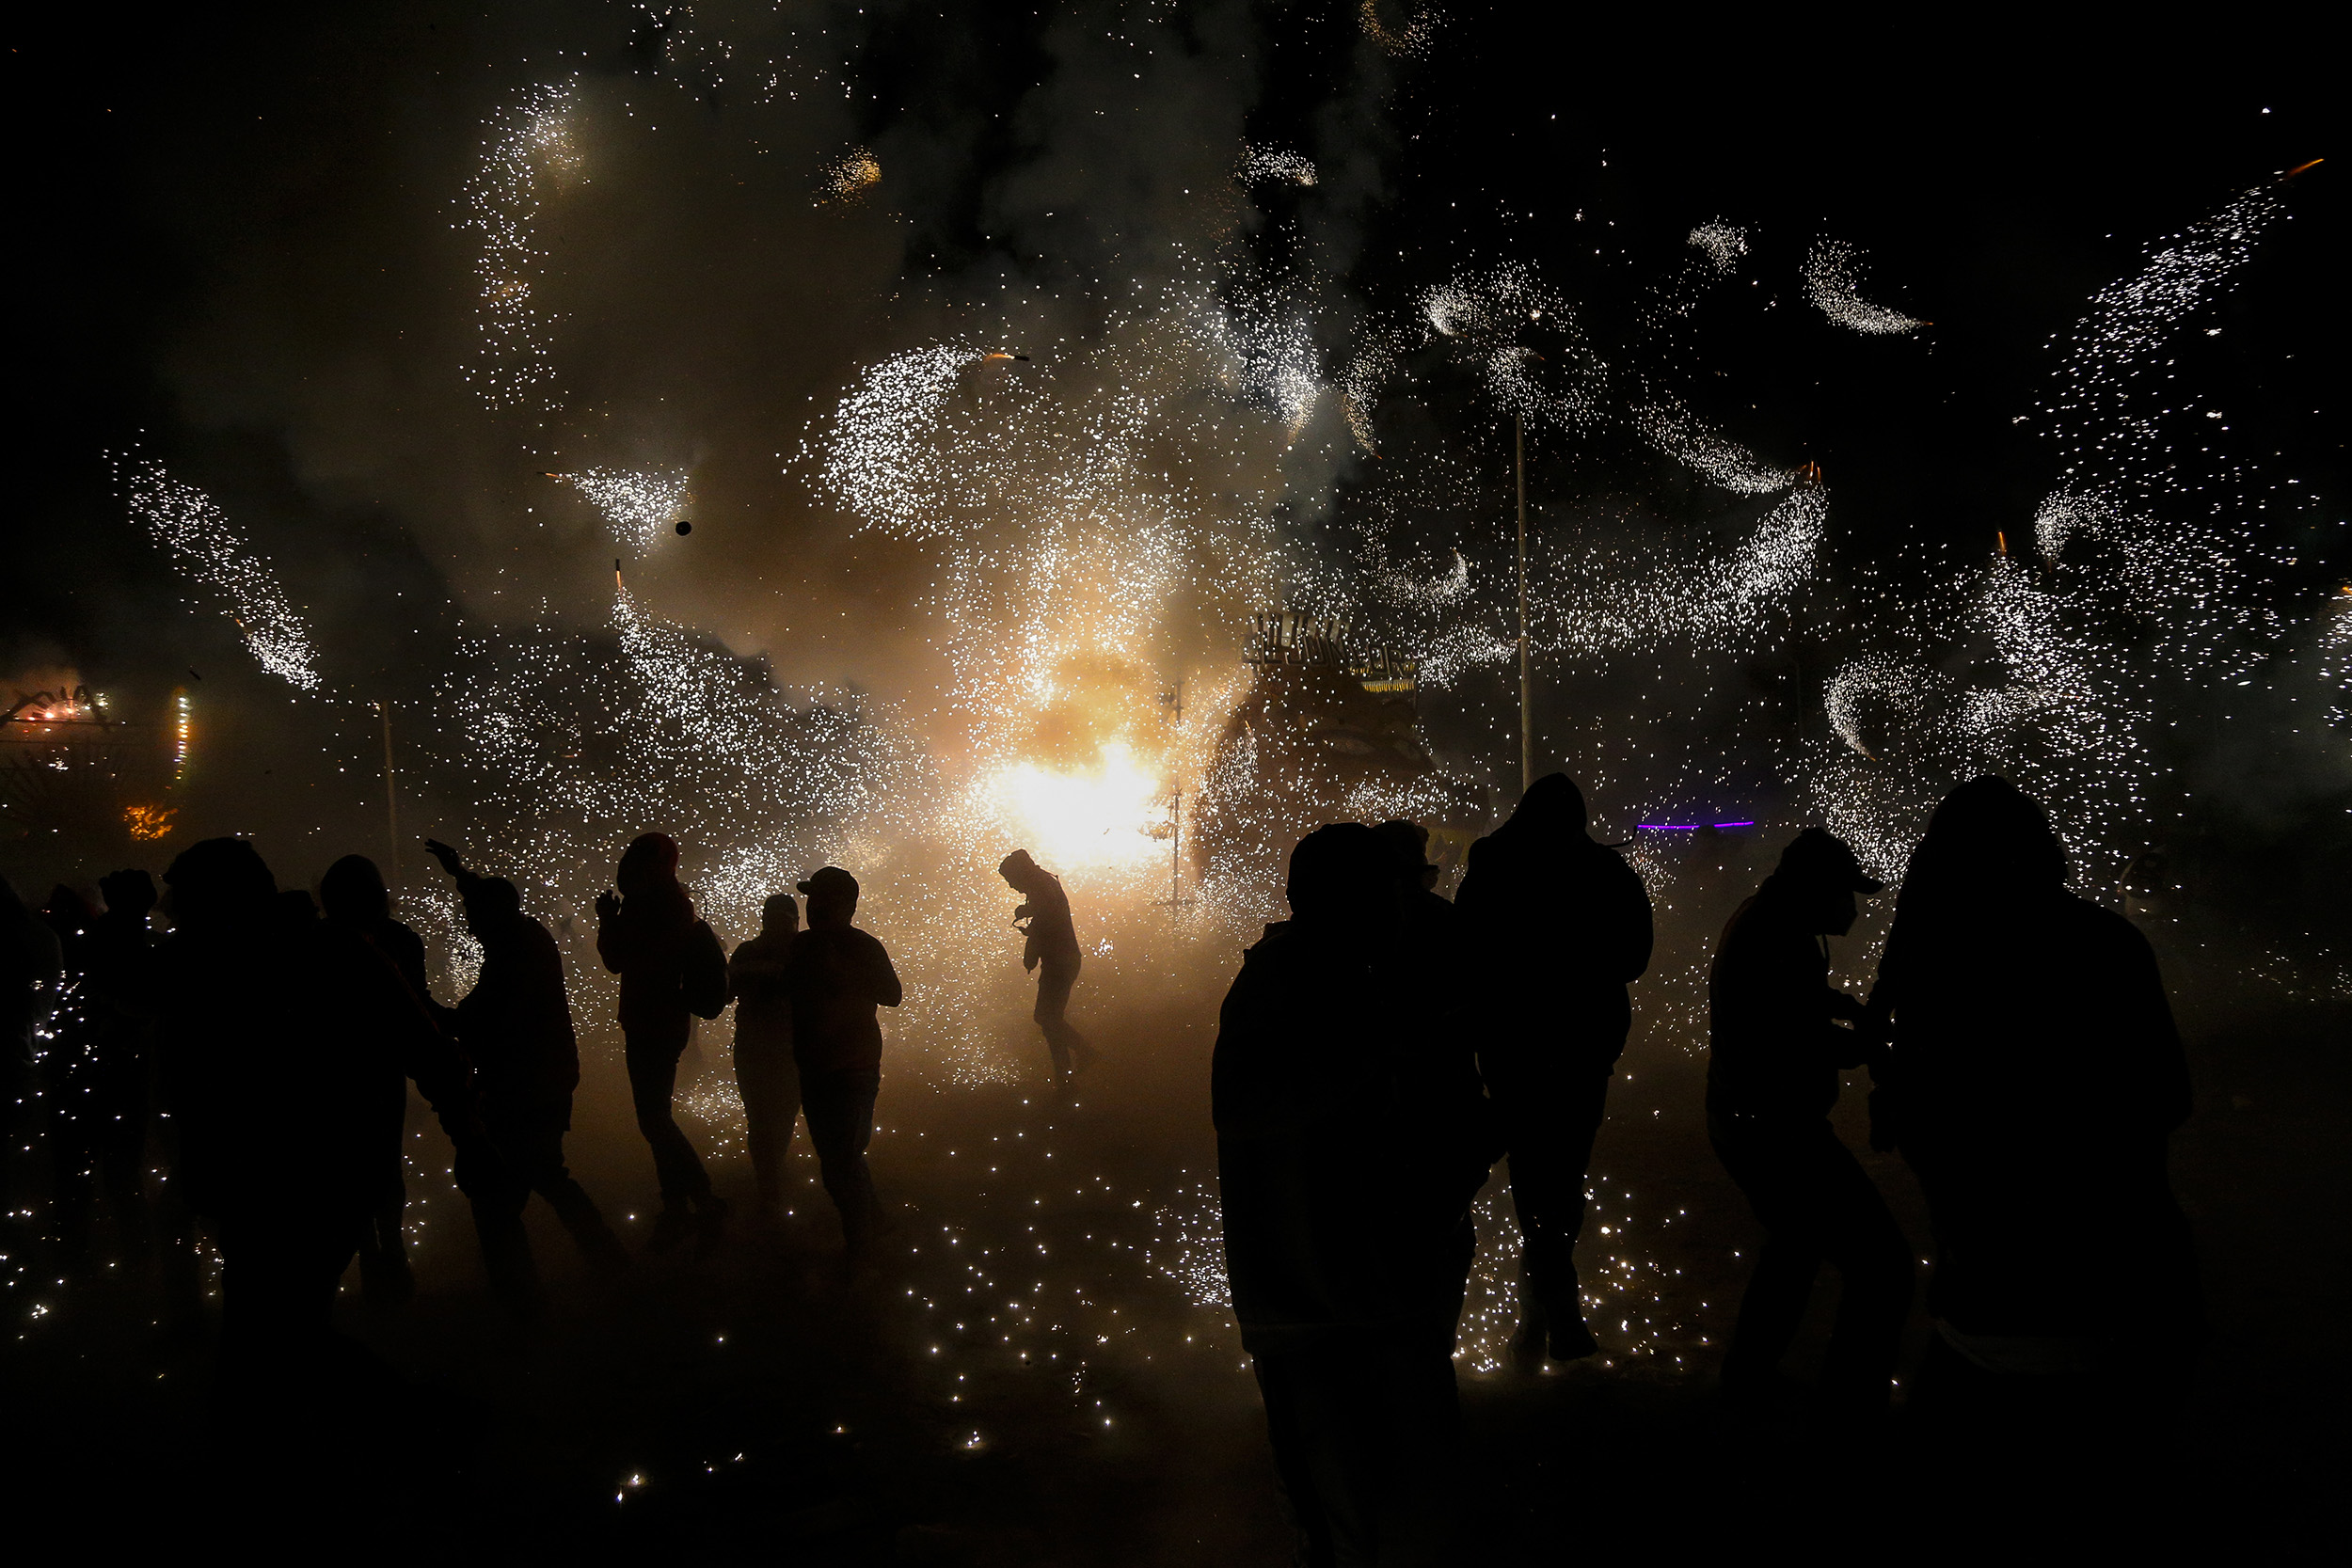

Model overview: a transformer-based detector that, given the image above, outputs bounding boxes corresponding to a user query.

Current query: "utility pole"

[1161,676,1192,910]
[378,701,400,885]
[1516,409,1532,793]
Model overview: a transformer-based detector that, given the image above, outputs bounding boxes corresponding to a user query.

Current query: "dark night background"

[4,6,2345,1560]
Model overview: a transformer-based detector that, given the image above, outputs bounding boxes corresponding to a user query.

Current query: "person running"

[596,832,730,1253]
[728,892,802,1221]
[998,848,1097,1088]
[786,866,901,1254]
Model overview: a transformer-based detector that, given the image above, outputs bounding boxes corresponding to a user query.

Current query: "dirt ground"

[4,927,2343,1561]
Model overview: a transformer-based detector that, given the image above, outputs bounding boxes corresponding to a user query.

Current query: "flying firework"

[1238,146,1317,187]
[546,467,693,549]
[459,82,579,411]
[1802,237,1928,335]
[820,146,882,203]
[1806,180,2312,887]
[124,459,321,690]
[1686,219,1749,273]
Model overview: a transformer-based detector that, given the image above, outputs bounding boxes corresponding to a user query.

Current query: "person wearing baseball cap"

[786,865,902,1254]
[1706,826,1910,1425]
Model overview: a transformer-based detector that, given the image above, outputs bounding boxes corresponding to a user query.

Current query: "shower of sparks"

[460,82,578,410]
[124,459,321,690]
[548,467,692,550]
[1805,182,2313,890]
[820,146,882,203]
[1801,237,1926,335]
[1686,219,1749,273]
[1238,146,1317,187]
[1358,0,1441,57]
[807,297,1298,1071]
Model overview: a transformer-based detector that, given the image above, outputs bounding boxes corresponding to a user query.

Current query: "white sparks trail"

[1238,146,1317,187]
[1358,0,1441,57]
[1687,219,1749,273]
[1802,237,1926,335]
[460,82,578,410]
[1805,182,2309,888]
[550,467,692,550]
[1532,486,1827,661]
[124,460,320,690]
[819,146,882,204]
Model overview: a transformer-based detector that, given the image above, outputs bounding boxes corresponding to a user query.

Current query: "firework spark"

[125,460,321,690]
[1802,237,1926,335]
[548,467,692,550]
[460,83,578,410]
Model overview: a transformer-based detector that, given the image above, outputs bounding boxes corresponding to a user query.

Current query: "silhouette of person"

[46,873,164,1266]
[728,892,802,1220]
[1216,823,1490,1568]
[1865,777,2201,1440]
[998,848,1097,1089]
[1454,772,1653,1368]
[1708,828,1912,1420]
[786,866,901,1253]
[596,832,730,1253]
[425,840,628,1312]
[318,854,432,1305]
[0,875,62,1259]
[154,837,488,1386]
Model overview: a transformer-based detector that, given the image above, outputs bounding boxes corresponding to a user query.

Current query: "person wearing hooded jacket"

[597,832,730,1252]
[1454,772,1653,1369]
[1216,823,1493,1568]
[1864,776,2200,1439]
[1708,828,1913,1418]
[998,848,1098,1088]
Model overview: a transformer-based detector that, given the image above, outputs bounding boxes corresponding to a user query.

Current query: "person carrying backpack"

[596,832,730,1253]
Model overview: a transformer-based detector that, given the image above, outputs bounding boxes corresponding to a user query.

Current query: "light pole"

[378,701,400,884]
[1516,410,1532,792]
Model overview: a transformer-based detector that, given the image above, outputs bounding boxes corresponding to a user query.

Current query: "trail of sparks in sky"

[1802,237,1926,335]
[549,466,692,550]
[1238,146,1317,187]
[1807,182,2311,888]
[1687,219,1749,273]
[124,459,320,690]
[460,82,577,410]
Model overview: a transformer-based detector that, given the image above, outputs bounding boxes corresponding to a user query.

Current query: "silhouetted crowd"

[0,771,2199,1562]
[1211,773,2200,1565]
